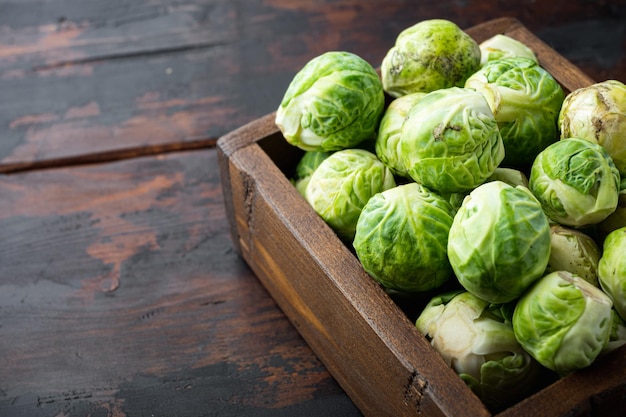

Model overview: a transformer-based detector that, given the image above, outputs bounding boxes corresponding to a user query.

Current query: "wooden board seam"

[0,138,217,174]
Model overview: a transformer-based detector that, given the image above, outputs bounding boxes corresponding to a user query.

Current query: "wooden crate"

[217,17,626,417]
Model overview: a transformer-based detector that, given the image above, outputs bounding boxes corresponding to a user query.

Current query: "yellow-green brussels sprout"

[598,226,626,321]
[375,92,427,177]
[448,181,551,304]
[479,34,538,66]
[292,151,332,196]
[275,51,385,152]
[559,80,626,179]
[513,271,613,376]
[546,225,601,287]
[416,291,542,412]
[305,149,395,242]
[465,57,565,168]
[529,138,620,227]
[353,183,455,293]
[381,19,481,97]
[400,87,505,194]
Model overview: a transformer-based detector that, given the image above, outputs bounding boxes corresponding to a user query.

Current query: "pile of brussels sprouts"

[275,18,626,411]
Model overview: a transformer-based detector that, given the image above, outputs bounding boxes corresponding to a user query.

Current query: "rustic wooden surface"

[0,1,625,416]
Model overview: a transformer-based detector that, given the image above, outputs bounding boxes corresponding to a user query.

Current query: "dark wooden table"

[0,1,624,416]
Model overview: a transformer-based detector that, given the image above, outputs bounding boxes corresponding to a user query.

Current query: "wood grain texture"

[0,0,624,172]
[0,150,361,417]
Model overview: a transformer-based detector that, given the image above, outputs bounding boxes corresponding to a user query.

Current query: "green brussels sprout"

[381,19,481,97]
[292,151,332,196]
[486,167,529,188]
[546,225,601,287]
[416,291,542,411]
[442,191,467,212]
[598,226,626,321]
[529,138,621,227]
[465,57,565,168]
[353,183,455,293]
[305,149,395,242]
[513,271,613,376]
[275,51,385,152]
[448,181,551,304]
[479,34,538,66]
[375,92,427,177]
[559,80,626,178]
[400,87,505,194]
[604,309,626,355]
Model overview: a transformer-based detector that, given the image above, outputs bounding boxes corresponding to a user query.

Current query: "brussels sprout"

[353,183,455,293]
[598,226,626,321]
[486,167,529,188]
[465,57,565,167]
[604,309,626,355]
[381,19,481,97]
[513,271,613,375]
[479,34,538,66]
[416,291,542,411]
[375,92,427,177]
[442,191,467,212]
[529,138,620,227]
[292,151,332,196]
[400,87,505,194]
[275,51,385,152]
[546,225,601,286]
[305,149,395,242]
[559,80,626,178]
[448,181,551,304]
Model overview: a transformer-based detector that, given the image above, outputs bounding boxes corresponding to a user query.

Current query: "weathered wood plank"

[0,149,362,417]
[0,0,624,172]
[0,0,236,69]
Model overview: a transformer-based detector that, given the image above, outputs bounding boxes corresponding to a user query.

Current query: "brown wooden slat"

[0,0,236,71]
[0,46,242,172]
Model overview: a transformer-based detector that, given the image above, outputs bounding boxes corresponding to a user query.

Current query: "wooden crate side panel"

[217,112,281,255]
[464,17,523,42]
[222,143,491,417]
